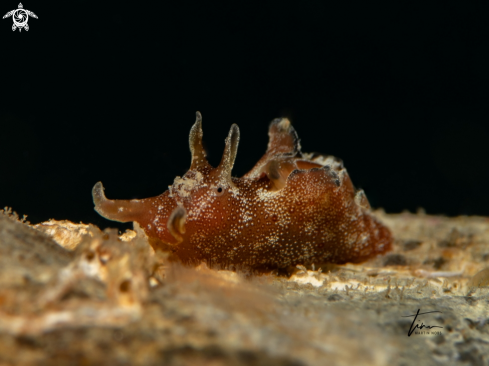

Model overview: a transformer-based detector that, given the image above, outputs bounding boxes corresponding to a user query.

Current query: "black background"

[1,1,488,231]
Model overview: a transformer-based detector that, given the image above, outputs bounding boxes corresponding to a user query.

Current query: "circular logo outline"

[12,8,28,27]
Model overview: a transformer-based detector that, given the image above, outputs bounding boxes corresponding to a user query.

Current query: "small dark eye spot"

[215,186,224,196]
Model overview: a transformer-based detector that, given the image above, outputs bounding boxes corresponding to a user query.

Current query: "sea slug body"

[93,112,392,271]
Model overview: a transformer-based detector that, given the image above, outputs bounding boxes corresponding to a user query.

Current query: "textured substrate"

[0,209,488,366]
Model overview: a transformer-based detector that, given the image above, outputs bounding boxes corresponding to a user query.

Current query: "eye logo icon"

[3,3,37,32]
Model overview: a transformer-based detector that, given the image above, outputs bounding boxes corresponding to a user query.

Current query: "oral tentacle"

[92,182,149,223]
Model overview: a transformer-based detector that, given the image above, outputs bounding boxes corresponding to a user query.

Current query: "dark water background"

[1,1,488,230]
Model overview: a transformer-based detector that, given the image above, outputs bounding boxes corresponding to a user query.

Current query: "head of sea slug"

[91,112,245,245]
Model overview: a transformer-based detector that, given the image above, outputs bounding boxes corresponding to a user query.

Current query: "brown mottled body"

[93,113,392,270]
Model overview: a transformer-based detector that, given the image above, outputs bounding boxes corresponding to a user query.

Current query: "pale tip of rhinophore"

[191,111,204,136]
[195,111,202,123]
[223,124,240,161]
[228,123,240,138]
